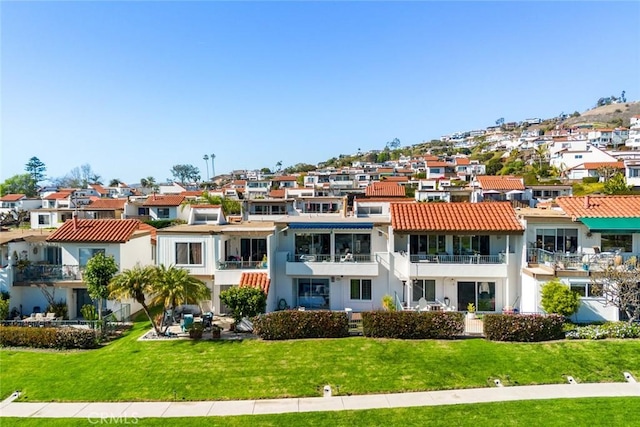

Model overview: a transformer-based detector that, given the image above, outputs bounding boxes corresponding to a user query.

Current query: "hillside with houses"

[1,100,640,328]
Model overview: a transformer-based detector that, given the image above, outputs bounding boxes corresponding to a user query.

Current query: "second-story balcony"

[527,248,639,274]
[13,264,82,284]
[285,252,379,276]
[410,253,505,264]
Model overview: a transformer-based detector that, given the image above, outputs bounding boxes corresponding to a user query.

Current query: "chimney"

[73,214,78,231]
[584,195,590,209]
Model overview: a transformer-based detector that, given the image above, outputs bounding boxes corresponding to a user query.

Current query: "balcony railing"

[409,254,505,264]
[217,259,267,270]
[528,248,639,271]
[288,253,373,263]
[14,264,82,282]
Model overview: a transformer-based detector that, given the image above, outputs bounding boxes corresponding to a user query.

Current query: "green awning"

[580,217,640,233]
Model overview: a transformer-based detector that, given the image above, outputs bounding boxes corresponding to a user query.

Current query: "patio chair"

[417,297,429,311]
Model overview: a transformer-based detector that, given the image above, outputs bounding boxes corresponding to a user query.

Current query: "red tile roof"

[90,184,109,195]
[272,175,297,182]
[85,199,126,210]
[269,189,286,198]
[47,219,146,243]
[365,182,406,197]
[426,161,448,167]
[137,222,157,245]
[391,202,524,232]
[582,161,625,170]
[0,194,25,201]
[455,158,471,165]
[382,176,409,182]
[181,191,204,197]
[239,272,270,294]
[143,195,185,206]
[556,195,640,218]
[44,191,72,200]
[476,175,525,191]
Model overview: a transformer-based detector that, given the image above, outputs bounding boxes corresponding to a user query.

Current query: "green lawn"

[1,319,639,402]
[3,398,640,426]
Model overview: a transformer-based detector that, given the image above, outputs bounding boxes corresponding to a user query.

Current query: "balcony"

[285,253,379,276]
[13,264,82,284]
[527,248,639,273]
[409,253,508,278]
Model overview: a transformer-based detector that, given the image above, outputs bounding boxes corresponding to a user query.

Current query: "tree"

[84,253,119,320]
[140,176,158,193]
[591,259,640,322]
[603,172,631,195]
[109,264,160,335]
[540,279,580,318]
[275,161,283,172]
[150,265,210,327]
[388,138,401,150]
[495,117,505,127]
[0,174,37,197]
[109,179,121,187]
[181,192,242,215]
[219,286,267,327]
[25,156,46,184]
[53,164,101,188]
[170,164,200,184]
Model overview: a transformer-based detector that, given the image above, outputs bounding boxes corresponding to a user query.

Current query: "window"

[412,279,435,302]
[570,281,601,297]
[457,281,496,312]
[295,233,330,257]
[79,248,106,266]
[536,228,578,253]
[176,242,202,265]
[296,278,329,308]
[453,235,490,255]
[157,208,170,219]
[410,235,446,255]
[38,215,50,225]
[350,279,372,300]
[138,207,149,215]
[193,212,218,223]
[601,234,632,252]
[335,233,371,260]
[357,206,383,216]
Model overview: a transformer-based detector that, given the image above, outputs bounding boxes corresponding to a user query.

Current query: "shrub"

[80,304,98,321]
[0,299,9,321]
[582,176,599,184]
[0,326,98,349]
[220,286,267,326]
[483,314,565,342]
[253,310,349,340]
[362,311,464,339]
[565,322,640,340]
[540,279,580,317]
[46,300,69,320]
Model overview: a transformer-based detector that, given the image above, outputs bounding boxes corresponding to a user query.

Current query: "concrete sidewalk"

[1,382,639,419]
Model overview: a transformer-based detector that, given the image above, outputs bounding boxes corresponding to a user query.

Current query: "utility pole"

[210,153,215,180]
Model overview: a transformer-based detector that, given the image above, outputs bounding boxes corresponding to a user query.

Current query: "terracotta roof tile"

[391,202,524,232]
[269,189,286,198]
[272,176,297,182]
[426,161,448,167]
[181,191,203,197]
[0,194,26,201]
[582,161,625,170]
[47,219,144,243]
[85,199,126,210]
[381,176,409,182]
[90,184,108,195]
[365,182,406,197]
[556,195,640,218]
[476,175,525,191]
[239,272,270,294]
[455,158,471,165]
[143,195,185,206]
[44,191,72,200]
[137,222,157,244]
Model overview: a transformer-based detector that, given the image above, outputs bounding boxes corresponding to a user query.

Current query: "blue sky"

[2,1,639,185]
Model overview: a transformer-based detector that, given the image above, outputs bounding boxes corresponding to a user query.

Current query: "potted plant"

[211,324,222,339]
[466,303,476,319]
[187,322,204,339]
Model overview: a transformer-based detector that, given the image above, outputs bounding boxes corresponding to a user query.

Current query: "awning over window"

[580,217,640,233]
[288,222,373,230]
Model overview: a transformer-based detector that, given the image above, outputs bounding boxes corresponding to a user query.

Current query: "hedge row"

[566,322,640,340]
[0,326,99,349]
[253,310,349,340]
[362,311,464,339]
[483,314,565,342]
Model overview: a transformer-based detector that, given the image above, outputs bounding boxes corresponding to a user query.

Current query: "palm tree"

[108,265,160,335]
[150,265,210,329]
